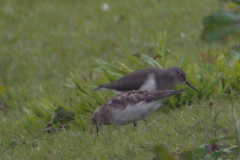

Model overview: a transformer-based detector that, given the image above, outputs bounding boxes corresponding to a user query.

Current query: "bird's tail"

[91,85,103,91]
[91,88,100,91]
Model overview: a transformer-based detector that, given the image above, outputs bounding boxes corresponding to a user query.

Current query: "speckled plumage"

[92,89,186,132]
[93,67,198,93]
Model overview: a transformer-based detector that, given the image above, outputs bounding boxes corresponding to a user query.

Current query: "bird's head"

[169,67,198,92]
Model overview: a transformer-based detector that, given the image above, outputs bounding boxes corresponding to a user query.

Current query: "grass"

[1,0,240,159]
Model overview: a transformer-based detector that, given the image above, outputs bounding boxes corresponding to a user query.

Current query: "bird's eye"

[179,73,185,81]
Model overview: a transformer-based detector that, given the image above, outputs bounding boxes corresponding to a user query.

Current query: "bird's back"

[98,67,163,92]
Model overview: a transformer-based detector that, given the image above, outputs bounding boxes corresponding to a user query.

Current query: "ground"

[1,0,239,159]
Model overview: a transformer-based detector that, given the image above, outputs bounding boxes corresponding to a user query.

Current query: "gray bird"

[92,88,186,133]
[93,67,198,94]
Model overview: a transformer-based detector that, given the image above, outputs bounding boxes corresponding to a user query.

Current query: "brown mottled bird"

[93,67,198,94]
[92,88,186,133]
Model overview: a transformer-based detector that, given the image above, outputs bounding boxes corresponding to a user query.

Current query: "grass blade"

[95,59,126,75]
[140,54,163,68]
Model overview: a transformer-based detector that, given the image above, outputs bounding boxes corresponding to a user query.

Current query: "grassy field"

[1,0,240,159]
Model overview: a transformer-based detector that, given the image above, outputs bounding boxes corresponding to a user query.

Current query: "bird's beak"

[185,80,198,92]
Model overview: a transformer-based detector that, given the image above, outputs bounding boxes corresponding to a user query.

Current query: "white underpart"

[98,88,110,91]
[113,90,125,95]
[139,73,156,91]
[111,100,161,125]
[98,88,124,95]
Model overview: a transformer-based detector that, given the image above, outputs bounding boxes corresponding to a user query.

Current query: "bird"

[92,88,186,133]
[44,106,75,129]
[93,67,198,94]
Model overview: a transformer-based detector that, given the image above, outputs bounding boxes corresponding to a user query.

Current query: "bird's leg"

[96,125,99,134]
[133,122,137,128]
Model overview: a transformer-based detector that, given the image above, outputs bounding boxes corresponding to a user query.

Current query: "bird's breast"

[110,100,161,125]
[139,73,157,91]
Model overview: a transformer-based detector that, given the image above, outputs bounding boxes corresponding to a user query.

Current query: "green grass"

[1,0,240,159]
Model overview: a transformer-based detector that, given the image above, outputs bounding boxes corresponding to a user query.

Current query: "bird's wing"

[97,70,152,91]
[103,91,151,110]
[144,88,186,102]
[104,89,186,110]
